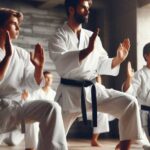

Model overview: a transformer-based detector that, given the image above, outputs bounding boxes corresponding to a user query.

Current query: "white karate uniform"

[0,45,68,150]
[31,88,56,101]
[49,22,145,141]
[26,87,56,148]
[125,66,150,140]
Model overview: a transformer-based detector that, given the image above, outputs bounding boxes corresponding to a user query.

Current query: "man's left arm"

[112,38,130,68]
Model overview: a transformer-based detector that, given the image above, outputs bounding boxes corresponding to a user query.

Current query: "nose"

[16,24,20,30]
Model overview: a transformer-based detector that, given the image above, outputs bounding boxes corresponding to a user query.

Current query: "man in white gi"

[122,43,150,144]
[49,0,149,149]
[0,8,68,150]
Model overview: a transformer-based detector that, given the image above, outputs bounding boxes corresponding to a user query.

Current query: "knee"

[51,102,61,112]
[46,101,62,115]
[4,136,22,146]
[124,94,139,111]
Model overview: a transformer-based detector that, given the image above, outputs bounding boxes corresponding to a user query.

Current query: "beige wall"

[107,0,137,90]
[137,5,150,69]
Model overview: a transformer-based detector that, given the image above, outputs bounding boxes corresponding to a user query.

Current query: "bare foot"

[91,140,103,147]
[115,142,120,150]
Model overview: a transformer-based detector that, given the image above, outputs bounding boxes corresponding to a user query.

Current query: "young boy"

[0,8,67,150]
[123,43,150,144]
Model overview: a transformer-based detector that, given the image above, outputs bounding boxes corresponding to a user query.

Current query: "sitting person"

[21,71,56,148]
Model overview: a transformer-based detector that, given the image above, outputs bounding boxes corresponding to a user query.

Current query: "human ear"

[69,6,75,16]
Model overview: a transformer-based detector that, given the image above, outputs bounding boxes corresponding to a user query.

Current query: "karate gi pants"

[62,90,144,141]
[1,100,68,150]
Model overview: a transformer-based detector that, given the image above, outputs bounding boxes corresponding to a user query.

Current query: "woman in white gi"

[49,0,149,150]
[123,43,150,143]
[0,8,68,150]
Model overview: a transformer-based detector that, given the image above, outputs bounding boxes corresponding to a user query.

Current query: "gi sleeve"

[21,50,44,91]
[124,71,141,96]
[96,37,120,76]
[49,32,80,76]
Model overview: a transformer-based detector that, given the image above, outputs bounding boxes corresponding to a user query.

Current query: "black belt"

[141,105,150,136]
[141,105,150,111]
[61,78,97,127]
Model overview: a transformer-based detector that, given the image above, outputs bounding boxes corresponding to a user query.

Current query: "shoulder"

[134,66,147,78]
[82,28,93,36]
[14,45,29,57]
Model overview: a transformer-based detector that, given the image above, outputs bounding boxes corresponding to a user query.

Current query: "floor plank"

[0,138,144,150]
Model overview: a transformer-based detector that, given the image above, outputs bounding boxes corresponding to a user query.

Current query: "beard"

[74,11,88,24]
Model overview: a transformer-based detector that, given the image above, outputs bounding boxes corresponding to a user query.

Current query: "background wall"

[108,0,137,90]
[137,4,150,69]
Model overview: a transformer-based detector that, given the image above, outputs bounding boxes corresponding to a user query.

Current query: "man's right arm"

[79,28,99,62]
[0,31,12,81]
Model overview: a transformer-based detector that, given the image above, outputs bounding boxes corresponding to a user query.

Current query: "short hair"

[43,70,51,76]
[64,0,92,17]
[0,8,23,28]
[143,43,150,60]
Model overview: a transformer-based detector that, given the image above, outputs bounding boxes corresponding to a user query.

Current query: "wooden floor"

[0,138,144,150]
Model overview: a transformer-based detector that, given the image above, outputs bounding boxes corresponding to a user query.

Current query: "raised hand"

[79,28,100,62]
[30,43,44,69]
[127,61,134,79]
[116,38,130,63]
[5,31,13,57]
[30,43,44,84]
[88,28,100,52]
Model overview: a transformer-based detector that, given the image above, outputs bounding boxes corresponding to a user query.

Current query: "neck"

[42,86,50,92]
[0,35,6,50]
[67,19,82,35]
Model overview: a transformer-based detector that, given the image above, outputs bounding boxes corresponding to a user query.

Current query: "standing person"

[49,0,149,149]
[122,43,150,143]
[0,8,68,150]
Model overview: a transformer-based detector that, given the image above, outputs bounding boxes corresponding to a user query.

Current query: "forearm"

[34,66,43,85]
[122,77,132,92]
[111,56,122,69]
[0,56,11,80]
[79,47,92,62]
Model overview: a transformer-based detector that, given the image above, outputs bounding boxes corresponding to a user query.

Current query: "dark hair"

[0,8,23,28]
[143,43,150,60]
[43,70,51,76]
[64,0,92,17]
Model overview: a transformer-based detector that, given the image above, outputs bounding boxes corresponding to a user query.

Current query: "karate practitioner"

[30,71,56,101]
[123,43,150,142]
[21,71,56,148]
[0,8,67,150]
[49,0,149,149]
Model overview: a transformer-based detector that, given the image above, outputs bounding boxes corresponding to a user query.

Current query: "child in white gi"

[123,43,150,144]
